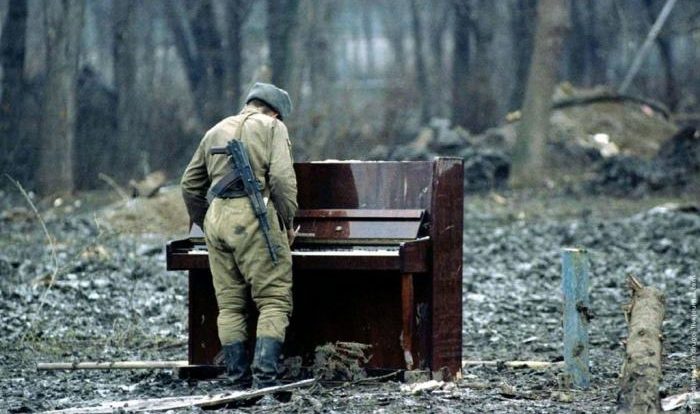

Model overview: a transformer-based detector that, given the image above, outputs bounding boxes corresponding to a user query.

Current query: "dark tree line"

[1,0,699,195]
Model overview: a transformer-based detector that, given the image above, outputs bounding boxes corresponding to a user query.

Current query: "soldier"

[180,82,297,389]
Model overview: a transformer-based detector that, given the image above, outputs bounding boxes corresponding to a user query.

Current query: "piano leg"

[401,273,415,370]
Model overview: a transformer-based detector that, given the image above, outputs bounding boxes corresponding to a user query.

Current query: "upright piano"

[166,158,463,378]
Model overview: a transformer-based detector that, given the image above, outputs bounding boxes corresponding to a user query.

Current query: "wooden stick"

[561,248,591,389]
[44,378,315,413]
[461,360,563,369]
[37,360,190,370]
[617,276,666,414]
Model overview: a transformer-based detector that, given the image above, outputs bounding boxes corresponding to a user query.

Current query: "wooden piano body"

[166,158,463,378]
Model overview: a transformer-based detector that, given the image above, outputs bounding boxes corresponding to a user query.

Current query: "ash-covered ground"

[0,189,698,413]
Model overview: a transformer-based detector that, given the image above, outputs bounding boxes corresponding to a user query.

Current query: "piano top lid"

[294,209,427,245]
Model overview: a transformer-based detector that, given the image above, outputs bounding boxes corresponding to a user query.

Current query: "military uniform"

[181,83,297,389]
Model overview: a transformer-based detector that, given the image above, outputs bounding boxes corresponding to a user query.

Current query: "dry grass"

[99,186,189,237]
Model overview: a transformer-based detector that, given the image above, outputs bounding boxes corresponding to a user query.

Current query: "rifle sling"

[207,111,259,205]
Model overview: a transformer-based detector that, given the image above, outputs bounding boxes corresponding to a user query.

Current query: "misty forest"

[1,0,699,413]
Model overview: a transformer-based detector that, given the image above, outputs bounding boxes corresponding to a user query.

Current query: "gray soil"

[0,190,698,413]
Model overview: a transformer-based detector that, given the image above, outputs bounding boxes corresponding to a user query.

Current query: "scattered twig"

[98,172,130,201]
[135,339,187,351]
[5,175,59,323]
[37,360,190,370]
[461,360,564,369]
[350,370,401,385]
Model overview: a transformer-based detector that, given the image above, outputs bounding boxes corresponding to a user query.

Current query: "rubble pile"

[590,127,700,195]
[374,86,697,195]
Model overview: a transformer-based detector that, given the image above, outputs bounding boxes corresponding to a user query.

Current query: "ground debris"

[400,379,445,394]
[312,341,371,381]
[43,378,314,413]
[1,188,697,413]
[660,391,700,411]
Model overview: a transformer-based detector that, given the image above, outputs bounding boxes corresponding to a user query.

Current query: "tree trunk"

[511,0,570,187]
[428,0,450,118]
[409,0,429,124]
[191,0,226,123]
[361,0,375,76]
[267,0,300,89]
[509,0,537,111]
[464,0,500,133]
[225,1,253,110]
[112,0,138,180]
[37,0,85,195]
[165,0,225,126]
[583,0,605,86]
[306,0,334,159]
[451,0,472,129]
[379,0,406,77]
[0,0,28,174]
[617,276,665,414]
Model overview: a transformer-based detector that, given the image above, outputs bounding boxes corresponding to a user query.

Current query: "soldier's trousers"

[204,197,293,345]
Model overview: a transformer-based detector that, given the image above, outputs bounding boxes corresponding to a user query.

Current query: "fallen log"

[43,378,315,413]
[37,360,190,370]
[617,276,666,414]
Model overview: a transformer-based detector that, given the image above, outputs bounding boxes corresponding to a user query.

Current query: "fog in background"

[1,0,699,194]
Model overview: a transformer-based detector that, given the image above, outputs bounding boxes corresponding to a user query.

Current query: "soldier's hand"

[287,225,300,246]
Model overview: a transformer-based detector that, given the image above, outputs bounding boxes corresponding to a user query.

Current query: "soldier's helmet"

[245,82,292,120]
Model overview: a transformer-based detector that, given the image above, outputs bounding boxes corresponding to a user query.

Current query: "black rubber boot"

[222,341,251,389]
[251,337,283,389]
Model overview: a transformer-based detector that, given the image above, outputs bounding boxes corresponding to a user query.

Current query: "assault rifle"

[210,140,278,264]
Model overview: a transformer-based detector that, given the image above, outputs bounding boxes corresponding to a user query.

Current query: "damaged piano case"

[166,158,463,378]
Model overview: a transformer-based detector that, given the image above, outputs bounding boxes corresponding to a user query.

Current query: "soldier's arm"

[268,121,298,229]
[181,141,210,228]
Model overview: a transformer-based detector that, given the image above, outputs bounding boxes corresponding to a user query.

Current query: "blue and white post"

[561,247,591,389]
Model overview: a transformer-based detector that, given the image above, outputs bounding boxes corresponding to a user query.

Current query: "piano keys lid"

[294,209,427,245]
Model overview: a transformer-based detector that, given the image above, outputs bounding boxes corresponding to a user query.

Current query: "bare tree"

[463,0,500,132]
[224,0,254,109]
[267,0,300,89]
[304,0,335,159]
[379,0,407,77]
[0,0,28,173]
[37,0,85,195]
[165,0,226,126]
[428,0,451,118]
[409,0,429,124]
[361,0,375,76]
[113,0,138,178]
[509,0,537,110]
[511,0,570,186]
[451,0,472,129]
